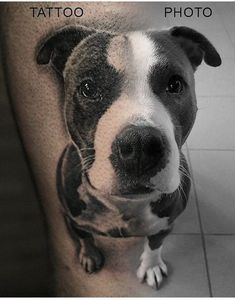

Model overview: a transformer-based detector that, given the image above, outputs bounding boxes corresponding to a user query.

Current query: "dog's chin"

[115,183,158,198]
[115,189,161,201]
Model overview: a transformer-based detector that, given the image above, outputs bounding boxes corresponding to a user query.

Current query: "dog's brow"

[150,60,187,79]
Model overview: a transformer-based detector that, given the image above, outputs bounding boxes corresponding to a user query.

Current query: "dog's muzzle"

[110,125,169,187]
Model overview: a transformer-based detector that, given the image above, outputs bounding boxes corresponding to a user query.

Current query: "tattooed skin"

[36,24,221,287]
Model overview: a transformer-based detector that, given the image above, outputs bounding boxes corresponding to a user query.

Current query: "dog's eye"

[80,79,98,99]
[166,75,184,94]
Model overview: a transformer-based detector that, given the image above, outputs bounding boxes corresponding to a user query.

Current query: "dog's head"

[37,25,221,198]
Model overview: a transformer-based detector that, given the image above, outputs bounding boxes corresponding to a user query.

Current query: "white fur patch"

[137,241,167,289]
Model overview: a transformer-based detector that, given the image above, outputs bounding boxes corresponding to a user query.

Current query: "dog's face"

[37,25,221,198]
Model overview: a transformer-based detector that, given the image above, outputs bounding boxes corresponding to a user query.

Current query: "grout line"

[170,233,201,236]
[186,146,213,297]
[170,233,235,236]
[197,95,235,98]
[205,233,235,236]
[188,148,235,152]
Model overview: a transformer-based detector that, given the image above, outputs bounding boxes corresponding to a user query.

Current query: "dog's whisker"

[81,161,93,171]
[127,121,137,126]
[81,157,95,171]
[82,156,95,164]
[179,166,190,176]
[76,156,95,169]
[79,147,95,152]
[181,186,187,201]
[82,154,95,161]
[177,183,187,201]
[179,165,191,179]
[180,168,190,176]
[118,227,124,238]
[179,169,192,183]
[74,155,95,175]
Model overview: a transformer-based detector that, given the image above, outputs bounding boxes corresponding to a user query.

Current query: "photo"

[0,1,234,296]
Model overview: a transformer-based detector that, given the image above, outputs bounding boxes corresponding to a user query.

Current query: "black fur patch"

[57,143,86,217]
[65,215,92,240]
[148,228,172,250]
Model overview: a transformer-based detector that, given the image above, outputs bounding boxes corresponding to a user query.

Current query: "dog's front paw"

[137,245,167,289]
[137,261,167,289]
[79,244,104,273]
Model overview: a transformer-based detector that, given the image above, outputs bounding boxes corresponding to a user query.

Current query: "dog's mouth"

[115,180,161,198]
[83,172,162,202]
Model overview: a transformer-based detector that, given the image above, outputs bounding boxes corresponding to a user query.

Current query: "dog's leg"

[57,144,105,273]
[137,229,171,289]
[66,217,105,273]
[78,237,105,274]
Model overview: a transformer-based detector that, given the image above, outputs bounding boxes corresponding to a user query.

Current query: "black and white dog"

[36,25,221,289]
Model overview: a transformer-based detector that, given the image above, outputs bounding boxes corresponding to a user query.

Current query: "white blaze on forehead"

[89,31,180,194]
[127,31,156,79]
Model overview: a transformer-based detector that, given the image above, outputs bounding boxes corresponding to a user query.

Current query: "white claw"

[146,268,156,288]
[153,266,163,287]
[137,264,146,282]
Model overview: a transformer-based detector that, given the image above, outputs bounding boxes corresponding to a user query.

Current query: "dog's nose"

[111,126,167,177]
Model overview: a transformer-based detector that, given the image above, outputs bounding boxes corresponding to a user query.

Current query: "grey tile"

[226,27,235,50]
[216,3,235,32]
[206,235,235,296]
[190,150,235,234]
[195,58,235,97]
[216,2,235,16]
[207,30,235,59]
[188,97,235,150]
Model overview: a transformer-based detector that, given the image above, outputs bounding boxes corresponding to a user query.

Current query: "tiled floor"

[163,2,235,297]
[0,2,235,297]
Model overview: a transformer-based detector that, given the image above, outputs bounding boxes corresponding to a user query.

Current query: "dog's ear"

[36,25,96,75]
[169,26,221,69]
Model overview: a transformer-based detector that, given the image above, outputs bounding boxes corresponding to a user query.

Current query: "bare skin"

[0,3,170,296]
